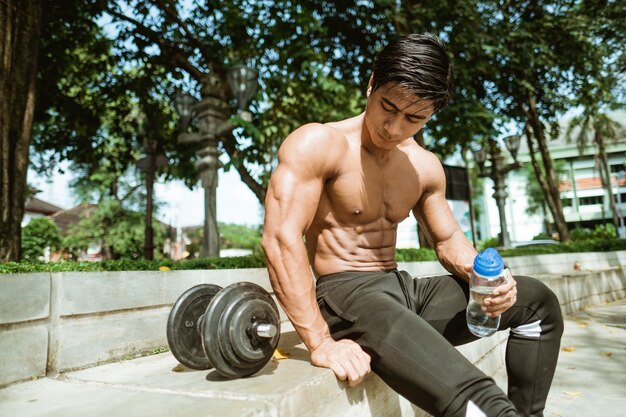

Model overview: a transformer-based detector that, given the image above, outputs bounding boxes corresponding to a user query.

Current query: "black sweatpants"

[315,270,564,417]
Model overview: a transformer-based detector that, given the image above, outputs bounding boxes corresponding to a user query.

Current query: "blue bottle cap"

[473,248,504,277]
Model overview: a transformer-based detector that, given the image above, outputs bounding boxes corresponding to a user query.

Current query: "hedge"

[2,239,626,274]
[0,253,266,274]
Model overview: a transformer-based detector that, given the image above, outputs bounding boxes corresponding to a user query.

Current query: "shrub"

[0,253,267,274]
[219,223,262,251]
[396,248,437,262]
[570,227,592,241]
[21,217,61,261]
[592,224,616,239]
[477,236,500,251]
[532,232,551,240]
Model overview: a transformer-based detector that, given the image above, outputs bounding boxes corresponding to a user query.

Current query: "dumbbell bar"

[166,282,280,378]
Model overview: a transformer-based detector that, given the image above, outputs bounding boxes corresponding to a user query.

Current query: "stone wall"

[1,251,625,388]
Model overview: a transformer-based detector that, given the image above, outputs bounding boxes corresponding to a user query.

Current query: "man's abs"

[305,221,399,277]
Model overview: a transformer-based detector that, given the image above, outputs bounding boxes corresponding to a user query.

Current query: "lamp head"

[174,93,198,131]
[473,148,488,176]
[227,65,258,112]
[503,134,521,162]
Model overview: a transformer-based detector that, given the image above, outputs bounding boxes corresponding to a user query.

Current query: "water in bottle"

[467,248,506,337]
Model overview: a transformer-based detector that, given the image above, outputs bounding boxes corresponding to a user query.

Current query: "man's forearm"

[264,239,332,351]
[435,229,477,281]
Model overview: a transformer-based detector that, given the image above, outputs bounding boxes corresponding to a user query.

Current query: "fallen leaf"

[564,391,582,397]
[273,348,291,360]
[600,351,613,357]
[577,323,587,328]
[561,346,576,352]
[550,413,562,416]
[173,365,185,372]
[159,266,171,271]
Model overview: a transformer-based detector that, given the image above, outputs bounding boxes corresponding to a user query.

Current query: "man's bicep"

[413,190,459,245]
[265,163,323,236]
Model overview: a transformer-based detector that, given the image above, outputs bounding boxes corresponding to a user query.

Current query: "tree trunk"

[524,93,571,242]
[596,132,620,230]
[0,0,43,261]
[524,124,556,217]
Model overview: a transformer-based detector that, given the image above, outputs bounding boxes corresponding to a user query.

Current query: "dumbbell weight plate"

[202,282,280,378]
[166,284,222,370]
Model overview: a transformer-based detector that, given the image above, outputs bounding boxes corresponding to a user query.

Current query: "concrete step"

[0,327,405,417]
[2,300,625,417]
[0,322,507,417]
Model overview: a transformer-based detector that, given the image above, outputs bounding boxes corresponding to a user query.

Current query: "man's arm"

[412,155,476,280]
[262,124,370,386]
[413,154,517,316]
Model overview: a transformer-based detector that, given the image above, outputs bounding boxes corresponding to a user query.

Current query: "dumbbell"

[166,282,280,378]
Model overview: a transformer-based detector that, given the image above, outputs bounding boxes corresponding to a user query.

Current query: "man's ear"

[366,74,374,97]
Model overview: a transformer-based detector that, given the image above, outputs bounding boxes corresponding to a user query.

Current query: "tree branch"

[147,0,211,64]
[105,7,206,82]
[221,132,267,206]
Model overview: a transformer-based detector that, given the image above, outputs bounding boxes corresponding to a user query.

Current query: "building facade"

[479,111,626,243]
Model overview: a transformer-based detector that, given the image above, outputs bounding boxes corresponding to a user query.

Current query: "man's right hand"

[310,338,371,387]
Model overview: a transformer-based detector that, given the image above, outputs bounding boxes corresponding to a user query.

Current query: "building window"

[578,195,604,206]
[610,164,626,174]
[562,198,573,207]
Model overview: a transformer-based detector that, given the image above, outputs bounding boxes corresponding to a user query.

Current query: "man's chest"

[323,157,423,225]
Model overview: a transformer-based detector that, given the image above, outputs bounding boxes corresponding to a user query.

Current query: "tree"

[0,0,44,261]
[566,113,626,230]
[219,223,262,251]
[62,199,167,260]
[563,0,625,232]
[524,159,568,235]
[10,1,624,260]
[19,1,401,260]
[441,1,623,242]
[95,1,397,203]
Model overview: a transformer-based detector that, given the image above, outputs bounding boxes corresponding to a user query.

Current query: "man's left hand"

[482,269,517,317]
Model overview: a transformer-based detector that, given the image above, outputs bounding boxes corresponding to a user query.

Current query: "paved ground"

[543,299,626,417]
[0,300,624,417]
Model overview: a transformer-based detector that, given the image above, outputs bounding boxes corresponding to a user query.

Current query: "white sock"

[466,400,487,417]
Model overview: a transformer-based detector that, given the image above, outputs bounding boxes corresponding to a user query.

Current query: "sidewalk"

[544,299,626,417]
[0,300,624,417]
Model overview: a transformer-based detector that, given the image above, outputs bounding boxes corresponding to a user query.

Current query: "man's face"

[364,82,434,150]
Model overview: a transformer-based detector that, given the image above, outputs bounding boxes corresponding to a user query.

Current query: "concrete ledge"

[0,326,48,387]
[1,250,625,392]
[0,273,50,324]
[51,308,171,372]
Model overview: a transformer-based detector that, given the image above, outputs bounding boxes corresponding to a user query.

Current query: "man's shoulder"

[277,123,350,176]
[401,140,443,170]
[280,122,350,157]
[289,122,349,144]
[399,141,445,192]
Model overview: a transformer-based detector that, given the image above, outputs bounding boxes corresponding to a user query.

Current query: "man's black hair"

[371,33,452,112]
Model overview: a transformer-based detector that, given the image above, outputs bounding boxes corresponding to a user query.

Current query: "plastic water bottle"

[466,248,507,337]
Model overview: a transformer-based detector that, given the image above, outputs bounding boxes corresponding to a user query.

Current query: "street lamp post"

[136,139,169,260]
[474,135,521,248]
[174,67,258,258]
